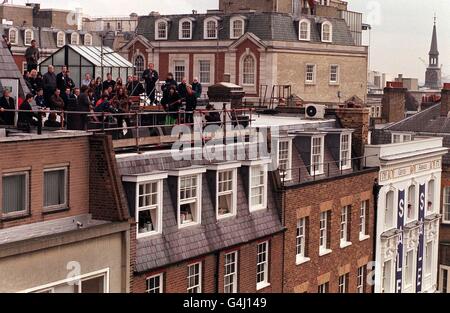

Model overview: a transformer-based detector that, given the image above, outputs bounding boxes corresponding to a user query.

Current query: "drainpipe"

[372,178,381,293]
[214,251,220,293]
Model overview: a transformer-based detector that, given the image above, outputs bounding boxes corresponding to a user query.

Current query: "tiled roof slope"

[116,149,284,273]
[0,37,29,96]
[136,12,355,46]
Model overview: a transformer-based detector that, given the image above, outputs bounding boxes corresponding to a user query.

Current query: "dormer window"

[299,19,311,41]
[242,159,270,212]
[230,17,245,39]
[179,18,193,40]
[278,139,292,181]
[123,172,167,238]
[24,29,33,46]
[8,28,18,45]
[57,31,65,47]
[170,166,206,228]
[208,162,240,219]
[392,133,412,143]
[84,33,92,46]
[321,21,333,43]
[71,32,79,45]
[155,19,169,40]
[311,136,324,175]
[204,17,218,39]
[340,133,352,170]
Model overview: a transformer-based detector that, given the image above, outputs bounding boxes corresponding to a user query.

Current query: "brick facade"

[132,234,284,293]
[281,170,377,293]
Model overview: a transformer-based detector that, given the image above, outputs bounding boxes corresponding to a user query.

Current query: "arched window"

[155,19,168,40]
[71,32,79,45]
[242,54,256,86]
[134,55,145,78]
[321,21,333,43]
[8,28,18,45]
[230,17,244,39]
[179,19,193,40]
[84,33,92,46]
[299,19,311,41]
[24,29,33,46]
[204,17,218,39]
[427,180,435,213]
[57,31,66,47]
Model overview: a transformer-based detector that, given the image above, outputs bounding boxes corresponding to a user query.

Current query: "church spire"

[429,14,439,66]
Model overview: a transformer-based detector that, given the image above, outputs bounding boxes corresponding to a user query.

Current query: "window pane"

[2,174,27,214]
[44,169,66,208]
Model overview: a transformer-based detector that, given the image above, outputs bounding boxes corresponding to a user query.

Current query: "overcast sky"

[10,0,450,82]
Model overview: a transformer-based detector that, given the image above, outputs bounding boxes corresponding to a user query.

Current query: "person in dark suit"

[0,89,16,125]
[56,66,68,93]
[17,94,39,131]
[142,63,159,104]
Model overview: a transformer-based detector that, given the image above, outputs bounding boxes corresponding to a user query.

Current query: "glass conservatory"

[39,45,134,87]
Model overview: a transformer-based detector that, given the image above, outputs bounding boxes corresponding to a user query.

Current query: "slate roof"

[136,12,355,46]
[0,36,29,96]
[385,103,450,164]
[116,147,284,273]
[0,26,103,50]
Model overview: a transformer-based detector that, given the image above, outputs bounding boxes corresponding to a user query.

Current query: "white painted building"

[365,136,448,293]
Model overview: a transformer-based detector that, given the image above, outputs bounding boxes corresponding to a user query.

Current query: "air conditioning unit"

[305,104,326,119]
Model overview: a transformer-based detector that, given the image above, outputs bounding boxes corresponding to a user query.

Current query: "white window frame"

[299,19,311,41]
[249,164,268,212]
[199,60,211,84]
[439,265,449,293]
[155,19,169,40]
[338,273,348,293]
[319,211,332,256]
[407,184,417,223]
[146,273,163,293]
[84,33,93,46]
[177,174,202,228]
[424,241,433,278]
[340,133,351,170]
[443,187,450,224]
[204,17,218,39]
[321,21,333,43]
[256,241,270,290]
[173,60,186,84]
[21,268,110,293]
[136,180,163,238]
[404,249,415,289]
[359,200,370,241]
[70,32,79,45]
[330,64,340,84]
[318,282,329,293]
[8,28,18,45]
[382,259,393,293]
[216,168,237,219]
[43,167,68,211]
[230,17,245,39]
[305,63,316,84]
[278,139,292,181]
[57,31,66,47]
[224,251,238,293]
[179,18,193,40]
[241,54,256,86]
[24,29,33,46]
[340,205,352,248]
[385,190,395,230]
[392,132,412,143]
[296,217,310,264]
[357,266,365,293]
[311,135,324,176]
[1,171,29,218]
[187,262,202,293]
[427,179,435,214]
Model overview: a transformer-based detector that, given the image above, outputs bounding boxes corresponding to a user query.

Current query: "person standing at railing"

[17,94,39,131]
[185,84,197,125]
[177,77,188,100]
[161,86,181,125]
[0,89,15,126]
[77,86,93,130]
[43,65,57,106]
[192,77,202,99]
[24,40,40,72]
[28,69,43,96]
[56,66,68,94]
[93,77,103,102]
[161,73,177,98]
[34,88,47,108]
[142,63,159,105]
[102,73,116,91]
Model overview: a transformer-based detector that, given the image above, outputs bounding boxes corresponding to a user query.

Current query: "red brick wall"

[440,167,450,243]
[132,234,283,293]
[13,55,26,74]
[215,52,225,83]
[235,39,260,96]
[159,53,169,80]
[282,171,377,293]
[0,136,90,229]
[128,41,148,69]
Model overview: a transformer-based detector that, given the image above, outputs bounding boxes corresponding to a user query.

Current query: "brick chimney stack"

[440,83,450,117]
[382,81,407,123]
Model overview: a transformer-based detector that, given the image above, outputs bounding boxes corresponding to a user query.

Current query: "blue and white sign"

[416,183,426,292]
[396,189,405,293]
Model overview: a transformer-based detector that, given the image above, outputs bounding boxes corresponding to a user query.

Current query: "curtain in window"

[44,170,65,207]
[2,174,26,214]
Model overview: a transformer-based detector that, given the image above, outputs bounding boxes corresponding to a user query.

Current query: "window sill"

[217,213,236,220]
[0,212,31,222]
[359,234,370,242]
[296,256,311,265]
[256,282,271,291]
[319,248,332,257]
[179,221,200,229]
[340,241,352,249]
[137,230,161,239]
[42,207,70,215]
[329,82,340,86]
[305,82,316,86]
